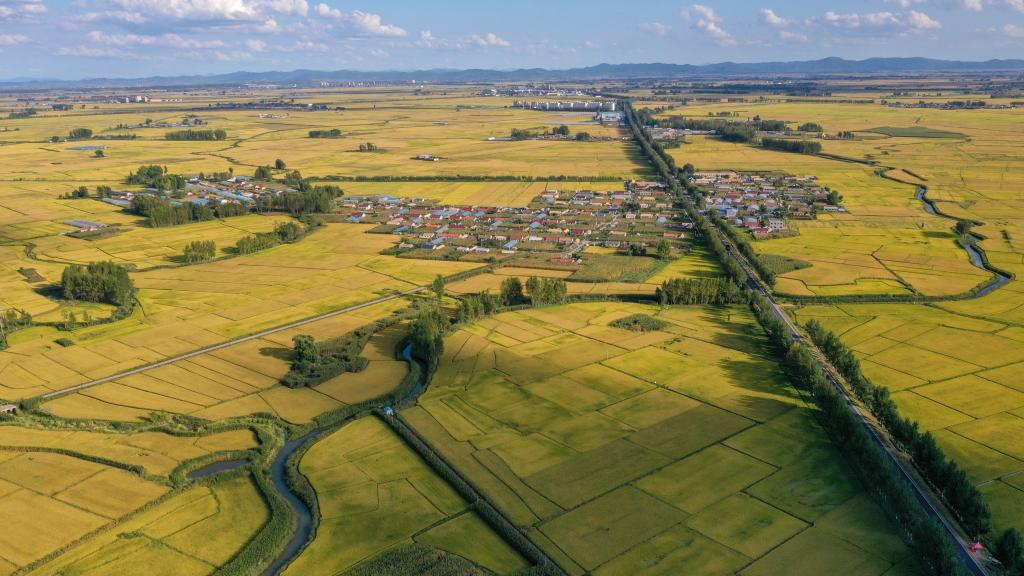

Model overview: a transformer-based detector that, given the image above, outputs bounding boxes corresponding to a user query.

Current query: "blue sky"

[1,0,1023,79]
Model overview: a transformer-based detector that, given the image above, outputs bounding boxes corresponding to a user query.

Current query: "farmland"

[2,75,1020,576]
[661,90,1024,541]
[284,416,527,575]
[402,302,912,575]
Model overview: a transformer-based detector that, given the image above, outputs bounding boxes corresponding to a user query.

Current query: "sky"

[1,0,1023,80]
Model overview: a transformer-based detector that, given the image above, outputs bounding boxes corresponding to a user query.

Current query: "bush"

[610,313,668,332]
[54,337,75,347]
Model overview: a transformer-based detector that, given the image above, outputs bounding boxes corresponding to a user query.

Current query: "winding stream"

[259,342,422,576]
[915,187,1011,296]
[260,429,326,576]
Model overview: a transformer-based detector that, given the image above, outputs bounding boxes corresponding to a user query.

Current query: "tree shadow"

[260,346,293,361]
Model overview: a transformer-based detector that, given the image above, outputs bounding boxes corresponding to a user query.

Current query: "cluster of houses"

[100,175,293,209]
[645,126,714,140]
[337,181,690,264]
[513,100,617,112]
[483,87,595,98]
[882,99,1015,110]
[695,171,845,239]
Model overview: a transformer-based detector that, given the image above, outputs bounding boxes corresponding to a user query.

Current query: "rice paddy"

[284,416,527,575]
[403,302,912,575]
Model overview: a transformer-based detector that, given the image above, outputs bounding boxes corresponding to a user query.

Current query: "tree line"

[130,195,249,227]
[709,212,777,285]
[761,137,822,155]
[235,220,315,255]
[804,319,993,539]
[657,277,741,305]
[165,129,227,141]
[308,129,342,138]
[748,293,964,576]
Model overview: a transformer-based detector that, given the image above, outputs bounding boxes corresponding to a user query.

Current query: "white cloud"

[280,39,327,51]
[470,32,510,47]
[86,29,226,48]
[88,0,308,25]
[640,21,672,36]
[907,10,941,29]
[75,10,147,23]
[0,0,46,21]
[884,0,926,7]
[1001,0,1024,12]
[962,0,982,10]
[779,30,808,42]
[822,10,940,31]
[759,8,790,28]
[683,4,735,46]
[0,33,29,45]
[1005,23,1024,37]
[245,38,266,51]
[315,4,405,36]
[56,45,134,58]
[346,10,405,36]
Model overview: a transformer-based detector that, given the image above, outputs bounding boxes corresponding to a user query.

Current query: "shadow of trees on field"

[259,346,293,361]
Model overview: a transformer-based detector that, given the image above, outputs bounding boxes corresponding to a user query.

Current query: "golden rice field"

[26,474,269,576]
[668,96,1024,535]
[796,297,1024,535]
[284,416,527,575]
[404,302,913,575]
[42,299,410,424]
[0,224,475,401]
[0,450,168,572]
[0,426,256,476]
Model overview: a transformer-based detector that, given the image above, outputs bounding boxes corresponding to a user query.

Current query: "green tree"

[955,219,974,237]
[254,165,273,180]
[500,277,525,305]
[431,275,445,300]
[274,158,287,170]
[94,149,104,158]
[655,238,671,260]
[996,528,1024,575]
[182,240,216,263]
[68,127,93,139]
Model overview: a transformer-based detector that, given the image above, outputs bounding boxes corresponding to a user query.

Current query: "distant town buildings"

[513,100,616,112]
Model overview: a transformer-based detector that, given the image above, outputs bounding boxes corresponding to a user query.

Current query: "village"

[99,174,292,210]
[338,181,691,266]
[694,170,845,239]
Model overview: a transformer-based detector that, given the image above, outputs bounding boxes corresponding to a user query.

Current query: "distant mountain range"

[5,57,1024,88]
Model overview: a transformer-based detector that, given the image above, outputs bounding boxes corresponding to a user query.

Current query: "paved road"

[722,240,988,576]
[40,287,424,401]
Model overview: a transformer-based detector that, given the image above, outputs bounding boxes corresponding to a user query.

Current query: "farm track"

[38,287,424,401]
